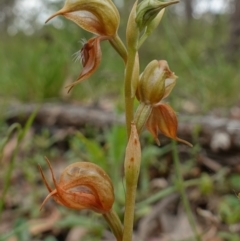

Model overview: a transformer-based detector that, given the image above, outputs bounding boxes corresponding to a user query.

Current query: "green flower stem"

[123,124,141,241]
[109,34,128,64]
[109,33,135,137]
[138,30,149,49]
[124,48,137,137]
[172,141,201,241]
[123,177,138,241]
[103,209,123,241]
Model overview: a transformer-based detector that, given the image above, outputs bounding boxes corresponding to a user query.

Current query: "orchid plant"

[39,0,195,241]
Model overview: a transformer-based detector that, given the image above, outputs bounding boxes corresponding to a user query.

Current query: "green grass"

[139,12,240,112]
[1,8,240,241]
[0,12,239,112]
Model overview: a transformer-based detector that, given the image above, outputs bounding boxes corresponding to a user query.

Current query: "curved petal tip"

[176,137,193,147]
[45,10,63,24]
[40,189,57,211]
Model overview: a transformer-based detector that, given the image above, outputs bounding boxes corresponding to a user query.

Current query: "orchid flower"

[46,0,122,91]
[45,0,120,37]
[38,157,114,213]
[135,60,192,146]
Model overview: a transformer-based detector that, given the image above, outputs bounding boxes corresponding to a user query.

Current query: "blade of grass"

[0,108,38,220]
[172,141,201,241]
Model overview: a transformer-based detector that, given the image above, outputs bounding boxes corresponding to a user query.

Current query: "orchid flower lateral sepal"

[45,0,120,37]
[38,157,114,213]
[146,103,192,147]
[66,36,108,92]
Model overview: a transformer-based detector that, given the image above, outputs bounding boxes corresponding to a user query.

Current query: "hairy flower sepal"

[39,158,114,213]
[136,0,179,32]
[67,36,108,92]
[45,0,120,37]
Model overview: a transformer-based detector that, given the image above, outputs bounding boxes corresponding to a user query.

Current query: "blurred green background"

[1,0,239,112]
[1,0,240,240]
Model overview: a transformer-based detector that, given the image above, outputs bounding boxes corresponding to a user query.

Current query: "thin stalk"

[172,141,201,241]
[123,180,138,241]
[109,34,128,65]
[124,48,137,137]
[123,124,141,241]
[109,33,135,137]
[103,209,123,241]
[138,30,148,49]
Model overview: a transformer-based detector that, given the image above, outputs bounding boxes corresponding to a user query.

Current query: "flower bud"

[145,8,165,36]
[45,0,120,37]
[39,158,114,213]
[136,0,179,31]
[136,60,177,105]
[124,123,141,186]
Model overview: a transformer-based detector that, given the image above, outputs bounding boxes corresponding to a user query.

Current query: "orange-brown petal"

[56,187,101,211]
[145,107,160,145]
[66,36,108,92]
[38,164,53,193]
[58,162,114,212]
[155,103,178,138]
[38,163,67,208]
[40,189,57,210]
[147,104,192,147]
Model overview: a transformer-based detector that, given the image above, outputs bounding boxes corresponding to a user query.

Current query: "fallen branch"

[4,102,240,153]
